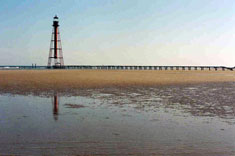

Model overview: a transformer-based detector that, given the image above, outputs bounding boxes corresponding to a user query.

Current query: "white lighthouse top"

[54,15,59,21]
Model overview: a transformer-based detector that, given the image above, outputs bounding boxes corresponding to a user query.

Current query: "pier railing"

[0,65,234,71]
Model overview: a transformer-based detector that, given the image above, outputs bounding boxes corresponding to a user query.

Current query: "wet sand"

[0,70,235,95]
[0,70,235,155]
[0,82,235,155]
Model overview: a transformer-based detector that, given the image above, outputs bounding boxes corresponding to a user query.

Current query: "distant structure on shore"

[47,15,64,68]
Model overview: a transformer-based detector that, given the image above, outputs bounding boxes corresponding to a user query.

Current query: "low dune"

[0,69,235,95]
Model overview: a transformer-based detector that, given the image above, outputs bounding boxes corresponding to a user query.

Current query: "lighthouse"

[47,15,64,68]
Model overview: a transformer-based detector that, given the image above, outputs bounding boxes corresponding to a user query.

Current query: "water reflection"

[44,83,235,122]
[52,95,59,120]
[0,85,235,155]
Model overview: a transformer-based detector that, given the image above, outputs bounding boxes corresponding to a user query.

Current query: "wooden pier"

[0,65,234,71]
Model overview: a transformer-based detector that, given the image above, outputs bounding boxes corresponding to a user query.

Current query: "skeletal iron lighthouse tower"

[48,15,64,67]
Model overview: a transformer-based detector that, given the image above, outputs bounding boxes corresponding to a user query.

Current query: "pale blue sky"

[1,0,235,66]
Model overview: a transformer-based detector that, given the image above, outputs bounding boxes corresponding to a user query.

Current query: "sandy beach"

[0,69,235,95]
[1,70,235,155]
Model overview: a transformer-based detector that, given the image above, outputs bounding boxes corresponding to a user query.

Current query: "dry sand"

[0,69,235,95]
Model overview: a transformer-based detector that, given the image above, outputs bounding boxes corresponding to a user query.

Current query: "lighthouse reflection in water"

[52,95,59,120]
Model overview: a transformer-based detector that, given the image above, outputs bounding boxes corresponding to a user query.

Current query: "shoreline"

[0,70,235,96]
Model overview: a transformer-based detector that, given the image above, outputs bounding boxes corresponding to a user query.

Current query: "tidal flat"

[0,70,235,155]
[0,70,235,95]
